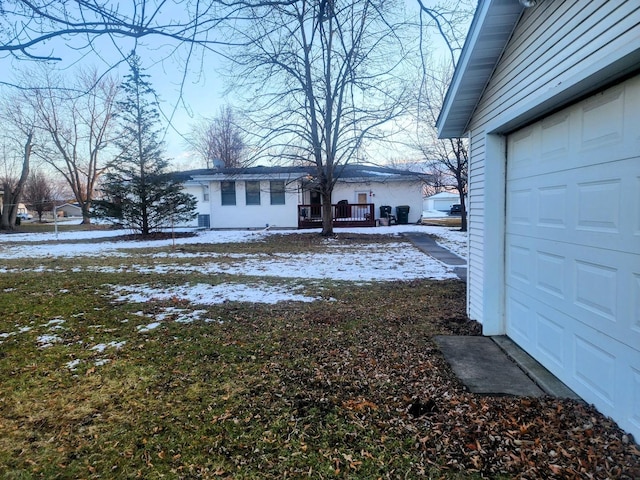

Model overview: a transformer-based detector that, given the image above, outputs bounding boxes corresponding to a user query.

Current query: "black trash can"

[379,205,392,218]
[396,205,410,224]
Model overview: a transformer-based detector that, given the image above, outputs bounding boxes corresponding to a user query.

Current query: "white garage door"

[505,76,640,436]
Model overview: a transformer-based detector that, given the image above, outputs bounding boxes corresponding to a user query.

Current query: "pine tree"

[94,54,196,235]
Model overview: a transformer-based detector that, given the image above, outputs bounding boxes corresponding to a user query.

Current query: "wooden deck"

[298,203,376,229]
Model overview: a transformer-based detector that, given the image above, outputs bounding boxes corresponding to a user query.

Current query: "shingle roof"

[176,164,425,182]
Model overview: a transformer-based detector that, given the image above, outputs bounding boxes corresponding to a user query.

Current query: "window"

[221,181,236,205]
[270,180,286,205]
[245,181,261,205]
[203,186,209,202]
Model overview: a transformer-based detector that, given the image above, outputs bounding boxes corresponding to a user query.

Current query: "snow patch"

[109,282,322,305]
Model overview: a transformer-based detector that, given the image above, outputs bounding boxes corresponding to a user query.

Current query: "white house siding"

[184,180,299,229]
[473,1,640,131]
[467,131,485,322]
[466,0,640,327]
[332,180,423,224]
[464,0,640,439]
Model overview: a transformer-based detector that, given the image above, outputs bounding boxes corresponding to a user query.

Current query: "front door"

[310,191,321,218]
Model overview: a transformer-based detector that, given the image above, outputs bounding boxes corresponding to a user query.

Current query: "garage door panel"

[574,259,617,322]
[506,289,571,372]
[505,292,534,345]
[576,178,621,233]
[540,111,570,161]
[508,188,535,226]
[631,367,640,432]
[536,251,567,298]
[506,74,640,441]
[507,235,639,349]
[632,273,640,334]
[574,334,616,407]
[578,85,625,153]
[507,159,638,252]
[635,175,640,237]
[508,79,640,183]
[538,185,568,228]
[506,286,640,426]
[507,243,534,285]
[536,312,565,369]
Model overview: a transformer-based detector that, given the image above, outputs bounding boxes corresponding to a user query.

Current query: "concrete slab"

[403,233,466,265]
[492,336,579,400]
[403,232,467,281]
[434,335,545,397]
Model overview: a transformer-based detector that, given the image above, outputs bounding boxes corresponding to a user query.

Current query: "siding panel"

[471,1,640,131]
[465,0,640,328]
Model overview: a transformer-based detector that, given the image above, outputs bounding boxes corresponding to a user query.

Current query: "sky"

[0,1,471,169]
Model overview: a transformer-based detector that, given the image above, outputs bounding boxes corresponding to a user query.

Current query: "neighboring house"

[423,192,460,212]
[179,165,424,229]
[56,203,83,217]
[437,0,639,439]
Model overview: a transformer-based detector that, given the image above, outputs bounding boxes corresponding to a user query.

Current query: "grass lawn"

[0,230,637,479]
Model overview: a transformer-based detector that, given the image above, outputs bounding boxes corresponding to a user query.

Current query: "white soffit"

[437,0,524,139]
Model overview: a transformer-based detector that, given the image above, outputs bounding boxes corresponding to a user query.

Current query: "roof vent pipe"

[519,0,537,7]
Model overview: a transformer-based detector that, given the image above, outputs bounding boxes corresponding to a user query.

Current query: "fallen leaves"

[0,233,638,479]
[342,398,378,412]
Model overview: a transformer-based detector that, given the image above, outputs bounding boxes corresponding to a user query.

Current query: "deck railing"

[298,203,376,229]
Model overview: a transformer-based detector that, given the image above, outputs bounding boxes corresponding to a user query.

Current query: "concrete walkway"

[404,232,578,398]
[403,232,467,281]
[435,336,579,398]
[435,336,545,396]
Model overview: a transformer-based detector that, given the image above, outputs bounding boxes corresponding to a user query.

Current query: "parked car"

[449,204,462,215]
[17,212,33,220]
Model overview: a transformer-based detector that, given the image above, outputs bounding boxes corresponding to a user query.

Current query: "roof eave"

[437,0,525,139]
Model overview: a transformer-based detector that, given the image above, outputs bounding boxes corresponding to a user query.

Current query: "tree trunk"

[459,192,467,232]
[1,186,16,230]
[81,203,92,225]
[1,133,32,231]
[320,189,333,237]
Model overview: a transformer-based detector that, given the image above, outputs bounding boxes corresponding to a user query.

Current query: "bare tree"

[228,0,413,235]
[0,94,37,230]
[0,133,32,230]
[0,1,233,63]
[188,105,248,168]
[420,163,449,197]
[20,68,120,224]
[414,59,468,230]
[23,169,54,222]
[412,1,474,232]
[416,0,475,66]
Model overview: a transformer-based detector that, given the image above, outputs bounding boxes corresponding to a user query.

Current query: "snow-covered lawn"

[1,224,467,370]
[0,225,466,307]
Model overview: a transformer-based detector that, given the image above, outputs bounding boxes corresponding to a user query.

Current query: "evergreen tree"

[94,54,196,235]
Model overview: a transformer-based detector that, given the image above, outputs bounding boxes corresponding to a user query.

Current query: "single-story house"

[437,0,639,440]
[423,191,461,212]
[179,164,425,229]
[56,203,83,217]
[16,203,29,215]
